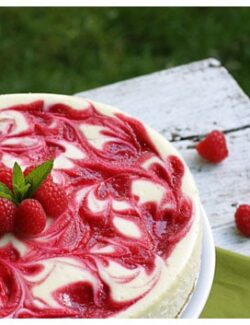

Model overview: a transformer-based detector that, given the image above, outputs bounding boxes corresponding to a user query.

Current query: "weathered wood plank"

[76,58,250,140]
[174,128,250,229]
[76,58,250,255]
[213,224,250,256]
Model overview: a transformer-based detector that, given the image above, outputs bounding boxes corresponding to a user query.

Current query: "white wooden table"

[76,58,250,257]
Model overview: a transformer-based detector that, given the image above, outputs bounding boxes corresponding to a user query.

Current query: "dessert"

[0,94,202,318]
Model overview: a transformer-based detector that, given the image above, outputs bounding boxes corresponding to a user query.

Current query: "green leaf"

[0,191,16,203]
[0,181,16,203]
[0,181,13,196]
[12,162,28,202]
[12,162,25,188]
[25,160,54,196]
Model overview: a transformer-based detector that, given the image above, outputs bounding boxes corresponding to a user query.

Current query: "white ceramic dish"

[180,205,215,318]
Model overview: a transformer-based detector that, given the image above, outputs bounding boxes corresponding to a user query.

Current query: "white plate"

[181,205,216,318]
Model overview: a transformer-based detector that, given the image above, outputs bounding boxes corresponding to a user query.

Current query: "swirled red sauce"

[0,99,193,318]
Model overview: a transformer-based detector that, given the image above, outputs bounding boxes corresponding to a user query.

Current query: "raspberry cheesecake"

[0,94,202,318]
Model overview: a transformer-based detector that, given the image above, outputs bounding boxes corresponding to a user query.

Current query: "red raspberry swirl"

[0,99,193,318]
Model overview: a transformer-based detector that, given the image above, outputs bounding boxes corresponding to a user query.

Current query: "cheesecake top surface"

[0,94,199,318]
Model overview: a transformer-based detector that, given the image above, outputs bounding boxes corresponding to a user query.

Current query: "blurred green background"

[0,8,249,95]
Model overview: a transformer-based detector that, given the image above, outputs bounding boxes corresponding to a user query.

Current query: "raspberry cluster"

[0,163,68,237]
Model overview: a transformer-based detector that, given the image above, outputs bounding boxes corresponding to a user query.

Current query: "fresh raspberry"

[0,167,12,190]
[15,199,46,236]
[0,198,16,235]
[34,180,68,218]
[196,130,228,163]
[235,205,250,237]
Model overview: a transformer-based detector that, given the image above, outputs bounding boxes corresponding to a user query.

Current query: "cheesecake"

[0,94,202,318]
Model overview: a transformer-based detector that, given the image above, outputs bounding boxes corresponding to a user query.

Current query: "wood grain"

[76,58,250,256]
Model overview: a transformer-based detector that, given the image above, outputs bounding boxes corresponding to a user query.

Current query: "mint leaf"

[12,162,25,188]
[0,181,16,203]
[0,191,17,203]
[12,162,29,203]
[0,191,14,201]
[25,160,53,196]
[0,181,13,196]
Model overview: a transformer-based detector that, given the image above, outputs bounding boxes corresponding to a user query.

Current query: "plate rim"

[180,204,216,318]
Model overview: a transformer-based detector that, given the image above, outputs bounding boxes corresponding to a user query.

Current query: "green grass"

[0,8,250,95]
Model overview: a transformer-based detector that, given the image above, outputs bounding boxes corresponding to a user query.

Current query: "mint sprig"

[0,182,15,203]
[0,160,54,204]
[12,162,31,203]
[25,160,53,197]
